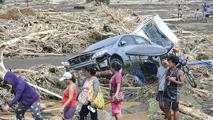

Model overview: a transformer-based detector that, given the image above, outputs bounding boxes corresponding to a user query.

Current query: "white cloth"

[157,66,167,91]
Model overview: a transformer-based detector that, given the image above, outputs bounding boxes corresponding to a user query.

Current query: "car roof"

[84,35,124,52]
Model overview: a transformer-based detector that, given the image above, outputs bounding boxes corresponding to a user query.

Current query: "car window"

[143,21,173,50]
[84,35,120,52]
[120,36,137,46]
[134,36,150,44]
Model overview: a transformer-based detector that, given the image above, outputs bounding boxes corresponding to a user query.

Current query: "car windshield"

[142,21,173,50]
[84,35,121,52]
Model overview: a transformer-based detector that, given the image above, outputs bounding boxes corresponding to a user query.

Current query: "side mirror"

[120,41,127,46]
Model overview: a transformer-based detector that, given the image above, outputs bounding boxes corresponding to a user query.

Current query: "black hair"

[85,67,96,76]
[70,73,76,83]
[111,62,122,71]
[167,55,179,65]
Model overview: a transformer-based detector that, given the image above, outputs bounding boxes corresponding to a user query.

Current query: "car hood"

[84,35,122,52]
[126,44,167,56]
[132,15,179,52]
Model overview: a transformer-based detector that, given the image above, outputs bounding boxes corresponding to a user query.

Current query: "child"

[195,8,201,20]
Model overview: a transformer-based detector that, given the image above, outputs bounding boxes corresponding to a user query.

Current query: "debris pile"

[179,34,213,61]
[0,6,146,57]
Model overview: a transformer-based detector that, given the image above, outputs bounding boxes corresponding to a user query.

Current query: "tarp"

[187,60,213,67]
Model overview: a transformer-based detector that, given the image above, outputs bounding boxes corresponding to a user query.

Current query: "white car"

[65,15,179,71]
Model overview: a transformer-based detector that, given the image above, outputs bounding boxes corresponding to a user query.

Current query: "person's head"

[161,59,169,68]
[60,72,75,85]
[178,4,180,7]
[167,55,180,68]
[111,62,122,73]
[3,71,19,86]
[85,67,96,78]
[197,8,199,11]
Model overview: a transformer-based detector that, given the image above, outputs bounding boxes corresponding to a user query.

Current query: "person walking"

[2,71,43,120]
[156,59,169,116]
[177,4,182,18]
[164,55,185,120]
[204,4,210,22]
[194,8,201,20]
[79,67,100,120]
[110,62,124,120]
[60,72,78,120]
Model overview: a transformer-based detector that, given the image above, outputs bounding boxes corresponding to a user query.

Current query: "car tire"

[110,57,124,67]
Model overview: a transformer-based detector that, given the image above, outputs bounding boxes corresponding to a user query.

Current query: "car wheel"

[110,57,124,67]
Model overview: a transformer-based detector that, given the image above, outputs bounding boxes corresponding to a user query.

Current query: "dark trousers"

[80,104,98,120]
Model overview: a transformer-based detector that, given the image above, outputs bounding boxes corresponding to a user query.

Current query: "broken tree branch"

[49,16,87,26]
[27,82,63,99]
[179,104,213,120]
[16,53,66,57]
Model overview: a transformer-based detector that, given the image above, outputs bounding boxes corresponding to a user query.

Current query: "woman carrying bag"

[79,67,104,120]
[110,62,124,120]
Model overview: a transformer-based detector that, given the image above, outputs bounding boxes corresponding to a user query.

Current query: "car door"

[125,35,168,56]
[132,15,179,52]
[115,35,138,63]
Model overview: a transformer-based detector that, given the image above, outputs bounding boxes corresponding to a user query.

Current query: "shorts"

[156,91,164,101]
[111,102,122,116]
[205,14,210,17]
[64,106,76,119]
[164,98,179,112]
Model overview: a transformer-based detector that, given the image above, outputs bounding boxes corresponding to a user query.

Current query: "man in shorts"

[177,4,182,18]
[164,55,184,120]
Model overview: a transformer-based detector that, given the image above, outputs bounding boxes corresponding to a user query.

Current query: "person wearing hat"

[60,72,78,120]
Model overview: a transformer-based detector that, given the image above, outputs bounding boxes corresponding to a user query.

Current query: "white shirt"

[157,66,167,91]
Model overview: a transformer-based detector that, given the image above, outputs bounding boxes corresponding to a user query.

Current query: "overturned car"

[64,15,179,71]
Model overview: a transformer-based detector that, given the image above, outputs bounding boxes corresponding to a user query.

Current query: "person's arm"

[114,83,121,97]
[62,85,74,108]
[167,71,184,85]
[92,78,99,101]
[8,86,25,107]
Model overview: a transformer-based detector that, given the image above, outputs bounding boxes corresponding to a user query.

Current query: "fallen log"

[179,100,193,107]
[201,77,213,81]
[13,69,38,74]
[163,18,183,22]
[50,16,87,26]
[43,108,61,113]
[102,86,142,90]
[193,88,208,94]
[179,104,213,120]
[186,86,209,97]
[27,82,63,99]
[16,53,66,57]
[96,70,112,78]
[105,10,120,21]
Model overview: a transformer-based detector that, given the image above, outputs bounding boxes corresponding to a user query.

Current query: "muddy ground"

[0,0,213,120]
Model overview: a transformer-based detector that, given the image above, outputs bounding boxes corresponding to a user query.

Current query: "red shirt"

[62,86,78,107]
[110,72,123,96]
